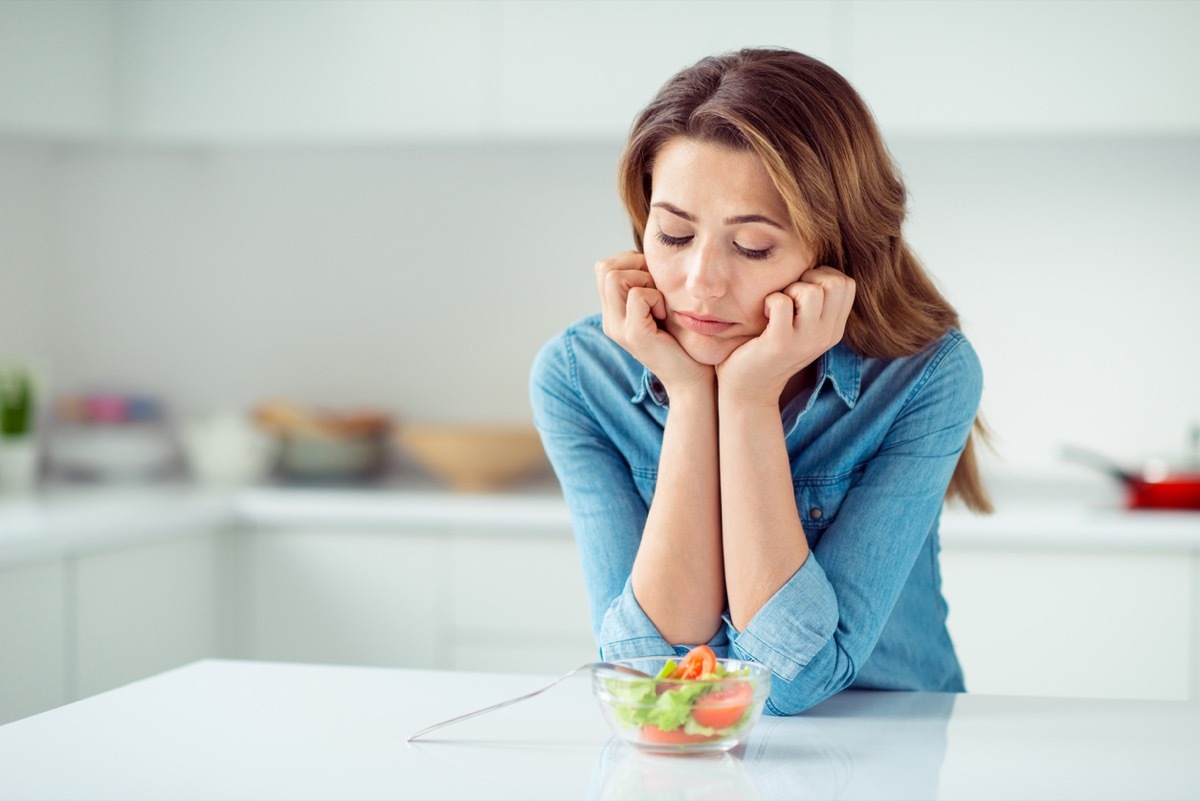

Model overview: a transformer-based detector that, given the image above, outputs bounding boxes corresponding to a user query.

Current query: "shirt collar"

[631,342,861,410]
[818,340,862,409]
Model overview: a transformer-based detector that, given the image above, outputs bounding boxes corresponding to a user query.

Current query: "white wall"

[894,137,1200,477]
[3,135,1196,481]
[0,141,55,374]
[41,141,624,423]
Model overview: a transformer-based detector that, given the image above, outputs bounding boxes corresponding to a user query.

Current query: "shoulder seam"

[895,330,968,418]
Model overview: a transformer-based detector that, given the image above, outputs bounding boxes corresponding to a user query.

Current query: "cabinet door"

[0,1,115,137]
[940,547,1193,700]
[849,0,1200,135]
[239,528,441,669]
[0,560,68,724]
[492,0,840,139]
[73,533,222,700]
[445,533,596,673]
[117,1,486,140]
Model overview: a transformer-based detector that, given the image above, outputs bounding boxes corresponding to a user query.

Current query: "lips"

[676,311,736,335]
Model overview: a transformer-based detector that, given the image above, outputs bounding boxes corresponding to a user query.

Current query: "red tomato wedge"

[640,725,717,745]
[669,645,717,680]
[691,681,754,730]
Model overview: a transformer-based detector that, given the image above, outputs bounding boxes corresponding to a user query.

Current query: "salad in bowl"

[591,645,771,753]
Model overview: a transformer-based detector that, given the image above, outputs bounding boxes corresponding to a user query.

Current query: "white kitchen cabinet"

[940,546,1194,701]
[0,530,225,724]
[237,528,442,669]
[444,534,596,673]
[72,532,224,700]
[237,525,596,674]
[8,1,1197,142]
[490,0,841,139]
[0,560,68,725]
[113,1,488,142]
[1192,553,1200,702]
[849,0,1200,136]
[0,0,115,138]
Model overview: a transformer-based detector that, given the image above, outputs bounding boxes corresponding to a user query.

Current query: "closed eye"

[734,242,773,260]
[655,230,692,248]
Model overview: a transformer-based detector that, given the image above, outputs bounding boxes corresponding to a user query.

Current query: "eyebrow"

[651,201,785,230]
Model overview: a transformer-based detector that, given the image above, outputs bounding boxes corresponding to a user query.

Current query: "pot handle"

[1060,445,1135,484]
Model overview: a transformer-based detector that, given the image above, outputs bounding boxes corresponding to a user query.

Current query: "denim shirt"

[529,313,982,715]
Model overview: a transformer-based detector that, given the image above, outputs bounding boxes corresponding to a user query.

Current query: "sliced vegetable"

[690,681,754,730]
[669,644,717,680]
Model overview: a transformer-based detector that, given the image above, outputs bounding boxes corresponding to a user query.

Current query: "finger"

[783,282,825,330]
[602,268,656,325]
[626,286,666,335]
[594,251,648,294]
[762,292,797,341]
[800,266,854,324]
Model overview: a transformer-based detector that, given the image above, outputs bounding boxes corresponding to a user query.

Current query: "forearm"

[631,379,724,645]
[718,396,811,631]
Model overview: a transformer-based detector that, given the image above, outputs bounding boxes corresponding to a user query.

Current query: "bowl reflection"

[591,737,761,801]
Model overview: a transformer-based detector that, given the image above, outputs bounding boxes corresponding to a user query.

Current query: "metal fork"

[406,661,649,743]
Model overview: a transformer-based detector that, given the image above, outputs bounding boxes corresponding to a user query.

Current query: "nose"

[683,242,727,301]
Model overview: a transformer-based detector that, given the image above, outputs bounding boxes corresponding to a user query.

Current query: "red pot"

[1124,474,1200,510]
[1062,445,1200,511]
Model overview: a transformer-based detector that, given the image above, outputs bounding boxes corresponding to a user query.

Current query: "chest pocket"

[794,465,862,533]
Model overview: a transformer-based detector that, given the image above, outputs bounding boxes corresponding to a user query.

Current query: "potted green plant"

[0,366,38,495]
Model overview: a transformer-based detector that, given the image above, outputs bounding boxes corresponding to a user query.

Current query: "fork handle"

[406,662,594,743]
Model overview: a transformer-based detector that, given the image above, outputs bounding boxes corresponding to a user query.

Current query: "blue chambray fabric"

[529,313,981,715]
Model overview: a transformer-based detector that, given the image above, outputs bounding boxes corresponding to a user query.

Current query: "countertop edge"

[2,484,1198,568]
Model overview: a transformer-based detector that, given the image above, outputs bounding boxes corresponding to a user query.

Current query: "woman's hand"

[595,251,713,394]
[716,266,856,407]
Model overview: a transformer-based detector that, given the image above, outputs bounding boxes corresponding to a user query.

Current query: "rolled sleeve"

[728,554,838,681]
[599,576,730,661]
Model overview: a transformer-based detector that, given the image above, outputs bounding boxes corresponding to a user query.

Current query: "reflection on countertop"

[591,692,956,801]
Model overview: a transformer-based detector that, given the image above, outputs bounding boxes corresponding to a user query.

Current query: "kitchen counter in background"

[3,477,1199,568]
[2,477,1199,727]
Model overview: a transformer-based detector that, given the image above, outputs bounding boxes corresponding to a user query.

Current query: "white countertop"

[0,659,1196,801]
[2,477,1199,568]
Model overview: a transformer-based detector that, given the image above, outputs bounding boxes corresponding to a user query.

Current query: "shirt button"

[651,379,664,394]
[809,507,823,521]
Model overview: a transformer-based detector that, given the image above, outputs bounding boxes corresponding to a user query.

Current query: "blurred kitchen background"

[2,0,1199,724]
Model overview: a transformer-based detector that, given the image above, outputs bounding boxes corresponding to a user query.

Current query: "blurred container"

[396,423,550,492]
[44,392,181,483]
[0,437,38,496]
[179,413,278,486]
[254,401,391,483]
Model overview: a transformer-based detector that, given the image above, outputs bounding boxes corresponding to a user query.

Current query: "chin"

[676,331,743,366]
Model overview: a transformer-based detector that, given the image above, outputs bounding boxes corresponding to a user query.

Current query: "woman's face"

[644,137,816,366]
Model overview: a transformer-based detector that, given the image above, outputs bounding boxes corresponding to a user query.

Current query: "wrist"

[717,380,785,411]
[661,369,716,404]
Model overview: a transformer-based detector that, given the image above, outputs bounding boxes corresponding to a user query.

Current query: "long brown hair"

[617,48,992,513]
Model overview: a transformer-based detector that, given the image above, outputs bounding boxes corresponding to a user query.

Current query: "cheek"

[644,252,680,293]
[738,272,795,328]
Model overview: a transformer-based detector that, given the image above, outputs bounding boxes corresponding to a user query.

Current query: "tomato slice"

[691,681,754,730]
[640,725,717,745]
[669,645,717,680]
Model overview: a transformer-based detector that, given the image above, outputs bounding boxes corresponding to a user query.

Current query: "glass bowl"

[591,657,771,754]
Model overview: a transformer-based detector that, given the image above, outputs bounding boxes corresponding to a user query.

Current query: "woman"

[530,48,990,716]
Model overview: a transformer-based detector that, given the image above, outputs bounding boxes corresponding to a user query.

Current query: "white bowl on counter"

[179,414,278,486]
